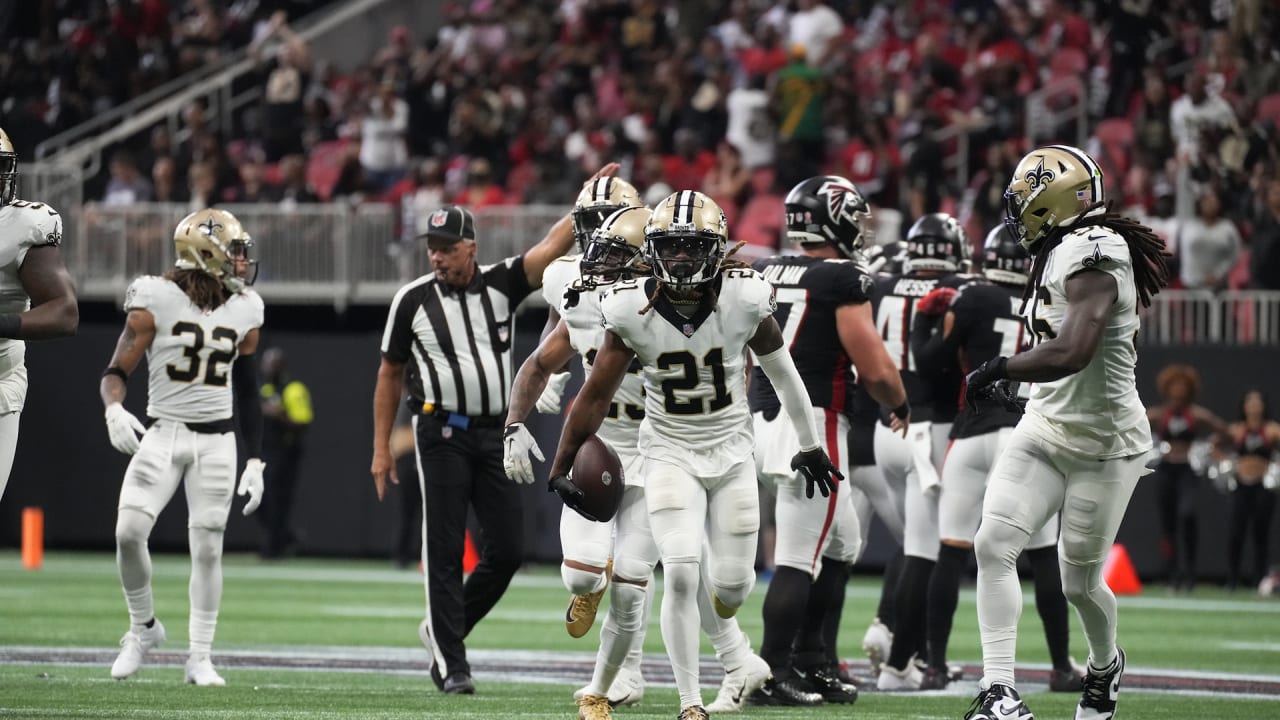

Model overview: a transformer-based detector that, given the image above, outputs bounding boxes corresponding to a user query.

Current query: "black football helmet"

[784,175,873,259]
[905,212,968,273]
[981,224,1032,286]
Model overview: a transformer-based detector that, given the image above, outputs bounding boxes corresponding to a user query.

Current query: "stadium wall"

[0,313,1273,582]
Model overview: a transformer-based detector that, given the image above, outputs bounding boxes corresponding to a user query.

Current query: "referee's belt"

[420,403,503,430]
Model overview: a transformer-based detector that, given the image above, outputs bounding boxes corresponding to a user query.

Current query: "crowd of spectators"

[4,1,1280,288]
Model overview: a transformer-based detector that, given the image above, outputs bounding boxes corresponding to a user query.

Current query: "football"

[571,434,625,522]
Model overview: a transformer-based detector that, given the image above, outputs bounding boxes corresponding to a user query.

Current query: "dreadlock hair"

[638,240,752,315]
[1021,201,1171,311]
[164,268,230,311]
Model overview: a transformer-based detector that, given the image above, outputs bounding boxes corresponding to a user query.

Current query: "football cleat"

[795,663,858,704]
[184,653,226,686]
[747,672,825,706]
[920,664,951,690]
[876,661,923,691]
[965,683,1034,720]
[443,671,475,695]
[706,653,771,712]
[1076,647,1125,720]
[578,694,613,720]
[110,619,166,679]
[862,618,892,677]
[1050,663,1086,693]
[677,705,709,720]
[574,666,646,707]
[566,561,611,638]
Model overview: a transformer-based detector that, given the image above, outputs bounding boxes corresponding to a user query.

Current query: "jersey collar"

[645,276,719,337]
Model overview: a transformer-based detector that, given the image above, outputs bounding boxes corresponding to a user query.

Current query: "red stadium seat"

[306,140,349,201]
[1093,118,1134,181]
[1050,47,1088,78]
[1258,93,1280,126]
[734,193,784,252]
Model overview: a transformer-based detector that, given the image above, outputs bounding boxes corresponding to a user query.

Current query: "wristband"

[0,314,20,339]
[891,401,910,420]
[102,366,129,382]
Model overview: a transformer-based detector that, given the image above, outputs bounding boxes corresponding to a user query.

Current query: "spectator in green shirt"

[773,44,827,185]
[258,347,313,559]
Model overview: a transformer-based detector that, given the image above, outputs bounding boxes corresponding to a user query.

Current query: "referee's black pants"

[413,414,524,679]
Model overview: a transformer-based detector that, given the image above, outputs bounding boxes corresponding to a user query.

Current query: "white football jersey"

[125,276,265,424]
[601,268,777,477]
[1022,226,1151,459]
[0,200,63,380]
[542,256,646,470]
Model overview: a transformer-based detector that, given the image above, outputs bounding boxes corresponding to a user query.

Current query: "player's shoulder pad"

[1059,225,1131,276]
[235,288,266,327]
[599,276,648,323]
[541,254,582,306]
[7,200,63,249]
[721,267,777,318]
[123,275,170,312]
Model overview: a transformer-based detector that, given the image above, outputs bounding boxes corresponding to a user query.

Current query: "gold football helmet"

[1004,145,1105,253]
[573,177,642,250]
[644,191,728,287]
[173,208,258,292]
[0,127,18,206]
[580,206,652,286]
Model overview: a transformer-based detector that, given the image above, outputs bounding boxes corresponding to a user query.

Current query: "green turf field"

[2,551,1278,719]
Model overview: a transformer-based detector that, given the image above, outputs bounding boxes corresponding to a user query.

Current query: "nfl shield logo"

[430,209,450,228]
[682,323,695,337]
[441,426,453,439]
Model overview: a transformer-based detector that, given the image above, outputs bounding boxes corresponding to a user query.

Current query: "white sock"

[587,581,647,696]
[975,518,1031,689]
[698,560,750,672]
[188,527,224,655]
[662,561,703,709]
[116,509,155,631]
[623,578,656,673]
[1062,559,1120,671]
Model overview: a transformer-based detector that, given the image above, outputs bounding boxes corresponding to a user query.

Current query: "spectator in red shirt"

[452,158,506,208]
[739,24,789,79]
[662,128,716,192]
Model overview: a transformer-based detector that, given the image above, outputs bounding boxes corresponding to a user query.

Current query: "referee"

[370,173,604,693]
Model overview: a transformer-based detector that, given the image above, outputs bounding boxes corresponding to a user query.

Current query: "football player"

[546,191,842,720]
[0,127,79,500]
[911,225,1083,691]
[963,145,1170,720]
[505,206,770,718]
[870,212,972,690]
[101,208,266,686]
[748,175,908,706]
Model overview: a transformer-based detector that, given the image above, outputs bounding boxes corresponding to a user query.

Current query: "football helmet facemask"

[173,208,258,292]
[580,206,652,286]
[905,212,968,273]
[644,191,728,288]
[1004,144,1105,254]
[0,127,18,206]
[981,224,1032,286]
[572,177,642,252]
[784,175,873,258]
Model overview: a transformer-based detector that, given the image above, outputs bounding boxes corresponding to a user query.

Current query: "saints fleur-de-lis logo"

[198,217,224,236]
[1080,243,1112,268]
[1023,157,1055,189]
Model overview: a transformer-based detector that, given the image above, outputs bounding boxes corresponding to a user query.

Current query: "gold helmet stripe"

[1046,144,1103,202]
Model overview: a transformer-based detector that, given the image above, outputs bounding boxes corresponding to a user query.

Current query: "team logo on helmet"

[817,179,861,225]
[1023,157,1055,189]
[198,217,225,237]
[430,209,449,227]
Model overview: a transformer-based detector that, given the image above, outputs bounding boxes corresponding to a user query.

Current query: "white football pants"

[0,364,28,501]
[875,421,940,561]
[975,419,1147,688]
[939,429,1057,549]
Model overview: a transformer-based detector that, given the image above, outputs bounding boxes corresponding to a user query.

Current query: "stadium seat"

[306,140,349,202]
[1050,47,1088,78]
[734,193,783,253]
[1258,93,1280,126]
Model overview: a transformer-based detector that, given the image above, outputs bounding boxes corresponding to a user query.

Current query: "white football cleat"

[110,619,166,679]
[706,653,772,712]
[876,661,923,691]
[861,618,892,678]
[184,654,226,686]
[574,666,645,706]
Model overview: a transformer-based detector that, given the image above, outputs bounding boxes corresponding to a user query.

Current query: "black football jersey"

[749,255,873,416]
[870,271,970,424]
[941,280,1031,438]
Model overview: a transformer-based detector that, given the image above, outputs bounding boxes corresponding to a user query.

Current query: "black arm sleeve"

[233,356,264,459]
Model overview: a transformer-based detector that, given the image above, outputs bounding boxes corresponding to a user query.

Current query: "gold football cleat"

[712,592,738,619]
[577,694,613,720]
[565,559,612,638]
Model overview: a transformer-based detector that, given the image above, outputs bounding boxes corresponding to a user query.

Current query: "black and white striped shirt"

[381,257,533,417]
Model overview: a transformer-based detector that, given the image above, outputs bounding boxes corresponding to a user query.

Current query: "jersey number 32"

[166,322,239,386]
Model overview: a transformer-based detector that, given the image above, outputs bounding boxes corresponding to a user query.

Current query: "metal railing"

[1139,290,1280,346]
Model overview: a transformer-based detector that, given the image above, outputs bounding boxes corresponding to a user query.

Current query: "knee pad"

[115,508,154,549]
[663,559,701,598]
[974,518,1028,571]
[609,580,647,631]
[562,563,607,595]
[1059,556,1104,604]
[709,566,754,609]
[188,527,224,569]
[613,554,656,586]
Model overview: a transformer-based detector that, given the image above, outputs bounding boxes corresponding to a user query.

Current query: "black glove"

[965,356,1008,397]
[548,473,592,519]
[790,447,843,499]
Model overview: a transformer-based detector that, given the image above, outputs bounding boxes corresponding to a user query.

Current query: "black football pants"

[414,414,524,678]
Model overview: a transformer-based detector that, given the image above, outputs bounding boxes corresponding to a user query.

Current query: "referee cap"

[422,205,476,242]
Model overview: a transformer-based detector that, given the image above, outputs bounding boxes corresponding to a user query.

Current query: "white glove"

[104,403,147,455]
[535,372,572,414]
[503,423,544,484]
[238,458,265,516]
